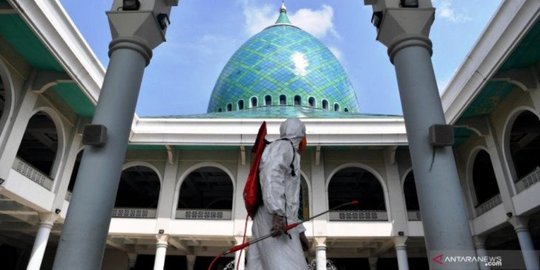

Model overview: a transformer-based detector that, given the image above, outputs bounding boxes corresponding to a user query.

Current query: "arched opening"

[279,95,287,105]
[264,95,272,106]
[177,166,233,220]
[328,167,387,221]
[322,99,329,110]
[0,76,6,131]
[16,112,59,178]
[308,97,315,107]
[403,171,421,220]
[334,103,340,112]
[238,100,244,110]
[218,108,222,112]
[226,103,232,112]
[472,150,501,213]
[294,95,301,106]
[508,111,540,183]
[344,108,349,112]
[299,176,310,221]
[250,97,258,108]
[113,166,160,218]
[66,150,84,200]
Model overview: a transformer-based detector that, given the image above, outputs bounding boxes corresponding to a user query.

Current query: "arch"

[308,97,315,107]
[344,108,349,112]
[402,170,419,211]
[226,103,232,112]
[502,108,540,184]
[279,94,287,105]
[470,149,500,206]
[264,95,272,106]
[67,149,85,194]
[322,99,329,110]
[299,171,311,221]
[326,163,390,218]
[174,162,236,216]
[0,61,15,150]
[294,95,301,106]
[334,103,340,112]
[238,100,244,110]
[115,165,161,208]
[17,109,66,180]
[122,161,163,184]
[250,96,258,108]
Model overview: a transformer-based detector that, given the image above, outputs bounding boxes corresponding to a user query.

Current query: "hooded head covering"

[279,118,306,148]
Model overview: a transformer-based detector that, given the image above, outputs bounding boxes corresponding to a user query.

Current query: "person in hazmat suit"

[247,118,309,270]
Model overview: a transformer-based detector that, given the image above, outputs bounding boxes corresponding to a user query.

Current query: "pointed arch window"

[226,104,232,111]
[334,103,340,112]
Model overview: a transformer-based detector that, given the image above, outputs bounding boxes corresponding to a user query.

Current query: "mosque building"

[0,0,539,269]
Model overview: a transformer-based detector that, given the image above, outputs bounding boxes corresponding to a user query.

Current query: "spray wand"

[208,200,359,270]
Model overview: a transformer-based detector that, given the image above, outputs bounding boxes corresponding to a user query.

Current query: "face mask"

[298,136,307,153]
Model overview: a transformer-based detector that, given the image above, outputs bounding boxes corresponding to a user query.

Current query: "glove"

[299,232,309,251]
[271,214,287,237]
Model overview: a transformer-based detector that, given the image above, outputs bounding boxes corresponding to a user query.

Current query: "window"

[308,97,315,107]
[334,103,340,112]
[226,104,232,111]
[322,99,328,110]
[251,97,258,107]
[280,95,287,105]
[344,108,349,112]
[218,108,222,112]
[294,95,301,106]
[238,100,244,110]
[265,95,272,106]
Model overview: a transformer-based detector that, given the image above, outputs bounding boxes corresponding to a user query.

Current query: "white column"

[186,254,196,270]
[128,253,137,270]
[368,257,378,270]
[153,234,169,270]
[473,236,490,270]
[234,237,245,270]
[315,237,326,270]
[27,213,58,270]
[508,216,539,270]
[394,236,409,270]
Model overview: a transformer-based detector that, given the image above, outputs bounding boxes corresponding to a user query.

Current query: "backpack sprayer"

[208,200,359,270]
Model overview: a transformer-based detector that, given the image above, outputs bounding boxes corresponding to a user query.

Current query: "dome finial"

[275,1,291,24]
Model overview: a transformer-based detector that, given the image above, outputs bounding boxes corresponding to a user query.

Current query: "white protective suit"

[247,118,308,270]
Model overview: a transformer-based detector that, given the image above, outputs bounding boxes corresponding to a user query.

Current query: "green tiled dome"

[207,5,359,114]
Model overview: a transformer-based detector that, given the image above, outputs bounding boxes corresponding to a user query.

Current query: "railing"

[329,210,388,221]
[475,194,502,216]
[176,209,232,220]
[516,167,540,193]
[12,157,53,190]
[112,208,157,218]
[407,211,421,221]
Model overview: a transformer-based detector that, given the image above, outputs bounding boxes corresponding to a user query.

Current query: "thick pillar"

[315,237,326,270]
[509,216,540,270]
[27,213,58,270]
[368,257,378,270]
[128,253,137,270]
[233,237,245,270]
[52,2,176,269]
[473,236,490,270]
[394,236,409,270]
[153,234,169,270]
[186,254,196,270]
[363,3,477,268]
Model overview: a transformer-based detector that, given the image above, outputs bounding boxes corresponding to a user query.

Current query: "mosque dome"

[207,4,359,114]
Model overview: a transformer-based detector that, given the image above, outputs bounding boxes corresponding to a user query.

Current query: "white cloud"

[290,5,338,39]
[434,0,471,23]
[239,1,338,39]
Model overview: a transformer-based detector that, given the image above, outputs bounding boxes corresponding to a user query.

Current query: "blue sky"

[60,0,502,116]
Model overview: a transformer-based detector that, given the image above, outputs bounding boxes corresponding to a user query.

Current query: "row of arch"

[1,69,540,218]
[215,94,349,113]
